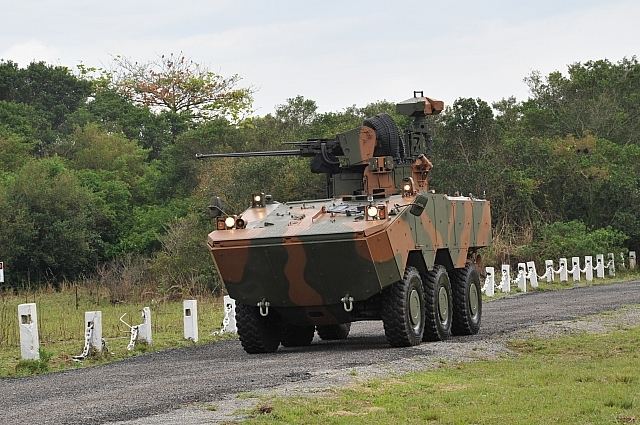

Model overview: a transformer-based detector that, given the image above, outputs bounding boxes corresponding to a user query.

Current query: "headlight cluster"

[216,215,247,230]
[402,177,416,197]
[366,204,387,220]
[252,192,265,208]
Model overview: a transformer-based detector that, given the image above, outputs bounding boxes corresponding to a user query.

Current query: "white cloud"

[1,40,61,67]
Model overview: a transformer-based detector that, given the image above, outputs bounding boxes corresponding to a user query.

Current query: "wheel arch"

[435,248,454,271]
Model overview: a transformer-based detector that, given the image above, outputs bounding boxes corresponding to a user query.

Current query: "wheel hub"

[409,289,421,328]
[469,283,479,317]
[438,286,449,323]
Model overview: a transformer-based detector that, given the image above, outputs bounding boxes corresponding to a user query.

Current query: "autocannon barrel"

[195,150,301,159]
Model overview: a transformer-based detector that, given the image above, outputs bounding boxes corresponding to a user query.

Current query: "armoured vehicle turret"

[198,92,491,354]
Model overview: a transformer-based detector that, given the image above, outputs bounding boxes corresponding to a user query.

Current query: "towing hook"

[257,299,270,317]
[341,295,354,312]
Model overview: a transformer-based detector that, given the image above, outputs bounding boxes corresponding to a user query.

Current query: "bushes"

[517,221,628,263]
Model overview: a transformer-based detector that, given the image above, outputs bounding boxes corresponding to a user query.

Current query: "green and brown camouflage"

[199,92,491,350]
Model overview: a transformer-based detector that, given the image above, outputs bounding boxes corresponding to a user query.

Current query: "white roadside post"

[630,251,637,270]
[483,267,495,296]
[183,300,199,342]
[607,253,616,277]
[499,264,511,293]
[595,254,605,278]
[526,261,539,289]
[86,311,103,353]
[18,303,40,360]
[571,257,581,282]
[0,261,4,285]
[138,307,152,345]
[222,295,238,333]
[544,260,555,283]
[558,258,569,282]
[516,263,527,292]
[583,256,594,282]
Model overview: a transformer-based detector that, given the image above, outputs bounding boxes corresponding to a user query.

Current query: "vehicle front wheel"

[381,267,426,347]
[236,303,281,354]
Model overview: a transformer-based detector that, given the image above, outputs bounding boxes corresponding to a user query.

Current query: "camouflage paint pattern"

[208,192,491,314]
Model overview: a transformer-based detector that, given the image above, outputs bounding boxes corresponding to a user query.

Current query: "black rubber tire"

[381,266,426,347]
[422,265,453,341]
[316,323,351,340]
[235,303,281,354]
[281,324,315,347]
[363,113,401,158]
[450,264,482,335]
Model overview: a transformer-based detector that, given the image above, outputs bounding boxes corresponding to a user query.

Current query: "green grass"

[244,327,640,424]
[0,287,228,377]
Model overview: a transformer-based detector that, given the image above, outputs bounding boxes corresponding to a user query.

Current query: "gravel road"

[2,281,640,425]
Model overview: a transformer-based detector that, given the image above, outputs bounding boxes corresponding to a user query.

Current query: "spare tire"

[363,113,403,158]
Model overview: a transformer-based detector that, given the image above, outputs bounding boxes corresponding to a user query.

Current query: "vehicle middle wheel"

[381,266,426,347]
[422,265,453,341]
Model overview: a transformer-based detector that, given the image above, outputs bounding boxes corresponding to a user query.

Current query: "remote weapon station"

[198,92,491,354]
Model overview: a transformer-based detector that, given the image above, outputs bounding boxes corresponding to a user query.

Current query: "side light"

[252,192,266,208]
[235,217,246,229]
[216,217,226,230]
[377,205,387,219]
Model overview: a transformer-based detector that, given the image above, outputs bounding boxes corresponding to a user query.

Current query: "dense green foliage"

[0,57,638,290]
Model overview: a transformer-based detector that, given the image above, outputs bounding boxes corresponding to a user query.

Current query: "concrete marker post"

[527,261,539,289]
[630,251,636,270]
[544,260,554,283]
[183,300,199,342]
[18,303,40,360]
[223,295,238,333]
[138,307,152,345]
[607,253,616,277]
[558,258,568,282]
[596,254,605,279]
[571,257,581,282]
[484,267,495,297]
[583,256,594,282]
[86,311,102,353]
[500,264,511,293]
[516,263,527,292]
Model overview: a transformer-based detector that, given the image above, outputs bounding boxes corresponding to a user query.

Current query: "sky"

[1,0,639,115]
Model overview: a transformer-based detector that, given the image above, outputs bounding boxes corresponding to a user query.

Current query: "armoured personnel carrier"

[198,92,491,353]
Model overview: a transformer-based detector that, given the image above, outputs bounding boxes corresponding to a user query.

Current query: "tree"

[0,158,101,282]
[111,53,253,122]
[0,60,91,129]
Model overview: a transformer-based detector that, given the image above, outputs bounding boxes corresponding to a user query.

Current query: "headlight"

[253,194,262,203]
[224,216,236,228]
[367,205,379,218]
[403,183,411,191]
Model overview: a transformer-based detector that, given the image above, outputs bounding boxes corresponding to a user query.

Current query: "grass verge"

[243,326,640,424]
[0,288,228,377]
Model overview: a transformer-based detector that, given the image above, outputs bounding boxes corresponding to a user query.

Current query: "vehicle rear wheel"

[381,267,426,347]
[450,263,482,335]
[281,324,315,347]
[236,303,281,354]
[316,323,351,340]
[422,265,453,341]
